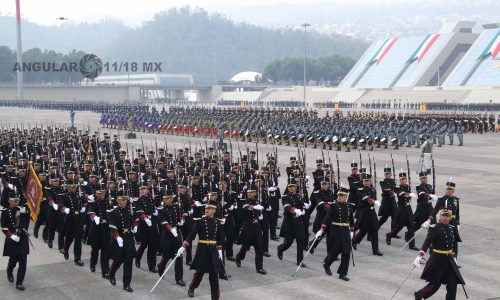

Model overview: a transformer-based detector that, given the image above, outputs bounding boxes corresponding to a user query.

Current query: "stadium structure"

[0,21,498,104]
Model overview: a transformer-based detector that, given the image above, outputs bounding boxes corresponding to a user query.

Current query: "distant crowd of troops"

[0,123,466,299]
[101,106,498,151]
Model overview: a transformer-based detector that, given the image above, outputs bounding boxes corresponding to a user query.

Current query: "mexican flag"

[367,37,398,65]
[407,34,440,63]
[479,31,500,60]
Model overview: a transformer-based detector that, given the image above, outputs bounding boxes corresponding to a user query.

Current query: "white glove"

[374,200,381,209]
[145,218,152,227]
[8,183,14,190]
[19,206,26,214]
[64,207,70,214]
[457,225,460,232]
[268,186,277,192]
[228,205,234,211]
[82,181,88,186]
[10,234,20,242]
[304,202,311,209]
[430,194,438,201]
[232,204,237,210]
[131,226,138,234]
[188,208,194,215]
[413,256,422,267]
[218,249,223,261]
[36,155,40,160]
[194,201,202,207]
[116,236,124,248]
[350,231,354,239]
[266,206,272,211]
[220,218,226,224]
[80,207,86,213]
[52,203,59,211]
[121,179,127,184]
[294,209,303,217]
[94,216,100,225]
[177,247,185,256]
[258,214,263,220]
[253,204,264,210]
[171,228,178,237]
[409,193,417,201]
[422,220,431,229]
[87,195,95,201]
[202,197,208,203]
[153,210,158,216]
[315,230,323,239]
[178,219,185,226]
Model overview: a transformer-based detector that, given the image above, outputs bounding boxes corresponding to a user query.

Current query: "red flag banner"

[24,163,43,222]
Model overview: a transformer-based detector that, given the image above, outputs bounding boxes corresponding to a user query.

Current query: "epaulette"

[429,224,436,228]
[313,190,319,194]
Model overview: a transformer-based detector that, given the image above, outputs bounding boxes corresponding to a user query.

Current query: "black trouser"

[324,250,350,276]
[64,218,83,261]
[180,224,193,263]
[91,240,110,275]
[46,207,58,243]
[353,228,379,252]
[109,259,133,287]
[378,205,396,230]
[261,218,270,253]
[415,271,458,300]
[224,234,235,258]
[269,203,279,238]
[389,215,415,248]
[191,271,220,300]
[7,254,27,286]
[136,242,157,270]
[278,236,306,264]
[236,239,264,271]
[158,255,183,281]
[57,214,65,250]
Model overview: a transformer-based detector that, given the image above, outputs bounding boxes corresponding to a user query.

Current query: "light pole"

[15,0,23,100]
[301,23,310,106]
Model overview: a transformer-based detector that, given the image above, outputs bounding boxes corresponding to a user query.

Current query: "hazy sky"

[1,0,428,27]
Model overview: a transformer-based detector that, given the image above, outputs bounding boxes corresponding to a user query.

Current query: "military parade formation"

[0,112,471,299]
[99,106,499,151]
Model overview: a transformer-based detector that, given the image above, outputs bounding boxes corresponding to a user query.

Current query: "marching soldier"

[315,186,353,281]
[422,181,462,259]
[87,189,112,278]
[235,189,267,274]
[2,194,31,290]
[60,181,86,266]
[352,174,383,256]
[385,172,419,250]
[308,178,336,254]
[108,195,137,292]
[134,185,159,272]
[157,194,185,286]
[414,172,437,230]
[179,199,225,299]
[378,167,397,232]
[413,209,465,299]
[277,179,307,266]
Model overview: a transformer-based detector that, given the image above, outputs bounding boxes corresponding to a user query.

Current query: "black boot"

[339,274,350,281]
[124,286,133,293]
[176,279,186,286]
[323,264,332,276]
[188,284,195,297]
[386,234,391,245]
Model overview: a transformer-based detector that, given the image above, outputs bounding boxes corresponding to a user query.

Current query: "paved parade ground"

[1,107,499,300]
